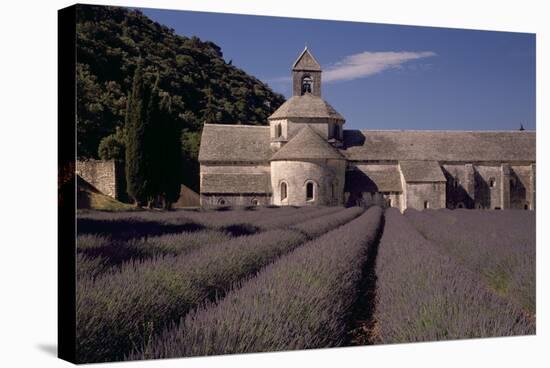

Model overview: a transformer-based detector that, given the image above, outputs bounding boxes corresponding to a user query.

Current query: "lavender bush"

[132,206,382,359]
[405,209,535,314]
[373,209,534,344]
[76,207,345,278]
[76,230,232,278]
[76,207,356,363]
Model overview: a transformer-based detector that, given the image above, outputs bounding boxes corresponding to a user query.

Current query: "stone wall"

[200,193,271,207]
[405,182,446,210]
[271,159,346,206]
[76,159,118,198]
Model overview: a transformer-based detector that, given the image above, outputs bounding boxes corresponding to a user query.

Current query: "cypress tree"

[144,76,162,208]
[124,60,151,206]
[158,94,182,209]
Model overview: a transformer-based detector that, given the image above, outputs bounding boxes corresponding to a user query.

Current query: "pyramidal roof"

[268,93,345,120]
[292,47,321,71]
[271,125,345,161]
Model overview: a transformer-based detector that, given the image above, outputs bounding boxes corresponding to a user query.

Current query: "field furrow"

[130,206,382,359]
[404,209,535,313]
[76,206,360,363]
[372,208,534,344]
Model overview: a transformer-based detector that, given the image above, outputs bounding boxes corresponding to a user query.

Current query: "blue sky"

[139,7,535,131]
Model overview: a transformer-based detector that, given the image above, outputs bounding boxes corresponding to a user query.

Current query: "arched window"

[217,198,226,206]
[489,177,496,188]
[423,200,429,209]
[302,76,313,95]
[306,182,314,201]
[280,182,288,201]
[251,198,259,206]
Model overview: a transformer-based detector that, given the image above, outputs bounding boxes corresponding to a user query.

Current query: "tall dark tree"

[124,60,151,206]
[158,94,182,209]
[76,5,286,191]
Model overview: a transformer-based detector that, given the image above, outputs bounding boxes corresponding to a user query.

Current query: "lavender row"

[76,206,320,238]
[75,207,356,363]
[405,209,535,313]
[132,206,382,359]
[76,230,232,279]
[373,209,534,344]
[76,207,346,279]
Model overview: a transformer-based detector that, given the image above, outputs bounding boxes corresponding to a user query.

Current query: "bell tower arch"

[292,47,322,97]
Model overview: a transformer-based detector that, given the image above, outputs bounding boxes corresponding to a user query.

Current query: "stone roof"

[292,47,321,71]
[345,166,403,193]
[342,130,536,162]
[201,173,272,194]
[198,124,271,163]
[399,160,446,182]
[268,93,345,121]
[271,125,345,161]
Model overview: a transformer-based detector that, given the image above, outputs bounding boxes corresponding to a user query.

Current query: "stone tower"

[292,47,322,97]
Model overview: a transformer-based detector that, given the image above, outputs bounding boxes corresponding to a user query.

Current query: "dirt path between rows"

[345,211,385,346]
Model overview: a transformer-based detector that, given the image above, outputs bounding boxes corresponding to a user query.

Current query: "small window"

[423,200,429,209]
[302,76,313,94]
[281,182,288,200]
[489,177,496,188]
[334,124,340,140]
[306,182,314,201]
[524,203,529,210]
[388,198,392,208]
[457,202,464,209]
[275,123,282,138]
[217,198,226,206]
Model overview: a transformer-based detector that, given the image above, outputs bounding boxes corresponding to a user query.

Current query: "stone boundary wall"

[76,159,117,199]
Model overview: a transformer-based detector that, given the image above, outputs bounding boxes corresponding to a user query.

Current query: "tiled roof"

[271,125,345,161]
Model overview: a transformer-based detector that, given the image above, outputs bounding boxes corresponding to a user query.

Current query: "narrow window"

[306,182,314,201]
[524,203,529,210]
[302,76,313,95]
[388,198,392,208]
[334,124,340,140]
[281,182,288,200]
[424,200,429,209]
[275,123,282,138]
[489,177,496,188]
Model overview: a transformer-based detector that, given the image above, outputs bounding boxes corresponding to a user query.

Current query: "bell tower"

[292,47,322,97]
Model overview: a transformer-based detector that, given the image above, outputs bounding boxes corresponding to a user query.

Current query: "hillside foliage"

[76,5,285,190]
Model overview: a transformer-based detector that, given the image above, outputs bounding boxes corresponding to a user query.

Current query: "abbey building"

[198,48,536,211]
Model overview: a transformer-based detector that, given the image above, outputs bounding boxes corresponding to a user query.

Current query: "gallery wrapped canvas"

[58,3,535,364]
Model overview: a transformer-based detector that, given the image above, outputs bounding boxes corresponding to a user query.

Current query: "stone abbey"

[198,47,536,211]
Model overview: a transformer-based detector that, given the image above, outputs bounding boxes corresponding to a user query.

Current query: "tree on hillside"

[76,5,286,190]
[124,60,152,206]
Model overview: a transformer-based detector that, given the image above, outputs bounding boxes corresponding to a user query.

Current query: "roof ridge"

[204,123,269,129]
[354,129,535,133]
[271,125,344,161]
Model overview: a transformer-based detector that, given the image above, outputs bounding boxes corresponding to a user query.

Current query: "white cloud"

[323,51,436,82]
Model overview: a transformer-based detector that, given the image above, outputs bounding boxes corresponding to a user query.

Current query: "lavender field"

[75,206,535,363]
